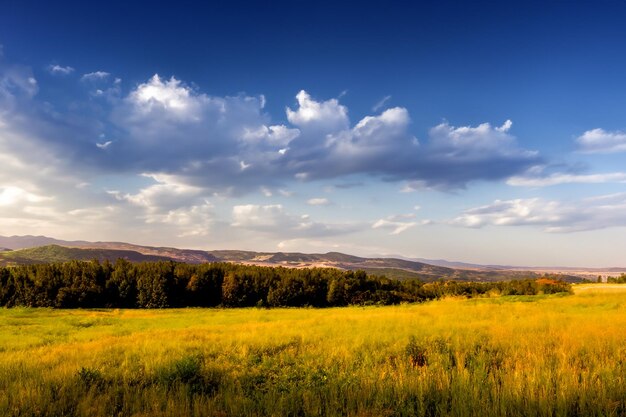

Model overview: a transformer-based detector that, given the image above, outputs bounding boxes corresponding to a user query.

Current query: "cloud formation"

[401,120,538,189]
[508,171,626,187]
[0,57,548,243]
[81,71,110,81]
[372,95,391,112]
[286,90,349,132]
[47,64,74,75]
[372,217,417,235]
[306,197,330,206]
[452,193,626,232]
[231,204,360,239]
[2,61,544,198]
[576,128,626,154]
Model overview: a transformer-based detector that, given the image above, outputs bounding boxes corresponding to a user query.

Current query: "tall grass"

[1,285,625,416]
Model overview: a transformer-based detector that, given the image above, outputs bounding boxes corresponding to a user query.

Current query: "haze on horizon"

[1,1,626,268]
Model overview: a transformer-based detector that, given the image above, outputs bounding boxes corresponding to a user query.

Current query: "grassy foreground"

[1,285,625,416]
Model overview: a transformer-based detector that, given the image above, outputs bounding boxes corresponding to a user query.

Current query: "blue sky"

[1,1,626,266]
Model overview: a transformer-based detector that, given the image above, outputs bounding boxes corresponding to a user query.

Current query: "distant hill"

[0,235,592,282]
[0,235,89,250]
[0,245,177,266]
[0,235,218,264]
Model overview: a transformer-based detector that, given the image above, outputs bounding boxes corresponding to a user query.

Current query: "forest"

[0,259,572,308]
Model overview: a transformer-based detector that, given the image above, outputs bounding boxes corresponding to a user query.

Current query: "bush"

[405,336,428,367]
[156,354,221,396]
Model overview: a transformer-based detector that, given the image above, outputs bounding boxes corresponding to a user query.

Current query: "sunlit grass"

[1,285,625,416]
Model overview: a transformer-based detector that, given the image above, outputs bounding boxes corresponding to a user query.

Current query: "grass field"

[1,284,625,416]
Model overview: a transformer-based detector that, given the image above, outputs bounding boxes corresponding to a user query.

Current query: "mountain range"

[1,235,620,282]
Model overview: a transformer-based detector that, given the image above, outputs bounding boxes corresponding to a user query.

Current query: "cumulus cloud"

[241,124,300,147]
[286,90,349,132]
[47,64,74,75]
[283,106,417,181]
[576,128,626,154]
[2,60,543,196]
[126,75,202,120]
[0,57,546,245]
[283,100,538,189]
[108,173,215,236]
[451,194,626,232]
[110,173,205,214]
[107,74,279,191]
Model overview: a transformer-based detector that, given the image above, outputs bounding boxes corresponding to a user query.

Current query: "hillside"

[0,238,586,282]
[0,245,177,266]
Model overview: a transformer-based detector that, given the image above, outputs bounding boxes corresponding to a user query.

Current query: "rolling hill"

[0,235,589,282]
[0,245,177,266]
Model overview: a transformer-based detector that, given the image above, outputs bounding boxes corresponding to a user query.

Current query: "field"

[1,285,625,416]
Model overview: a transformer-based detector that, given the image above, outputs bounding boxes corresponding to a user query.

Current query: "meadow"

[1,284,625,416]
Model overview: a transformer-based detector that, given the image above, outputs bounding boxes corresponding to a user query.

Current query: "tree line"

[0,260,572,308]
[607,274,626,283]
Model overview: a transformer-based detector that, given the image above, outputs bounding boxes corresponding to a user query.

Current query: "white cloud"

[576,128,626,154]
[496,119,513,132]
[96,140,113,149]
[127,74,200,118]
[232,204,285,228]
[350,107,411,146]
[428,119,517,156]
[0,186,50,206]
[451,194,626,232]
[372,219,417,235]
[372,213,428,235]
[278,189,294,197]
[0,57,547,246]
[232,204,359,238]
[307,197,330,206]
[81,71,110,81]
[241,124,300,147]
[284,101,537,190]
[286,106,416,180]
[145,203,214,237]
[67,206,119,222]
[398,120,537,190]
[47,64,74,75]
[111,173,204,212]
[109,74,274,192]
[108,173,215,236]
[372,95,391,112]
[286,90,349,132]
[4,63,540,196]
[0,65,38,105]
[508,171,626,187]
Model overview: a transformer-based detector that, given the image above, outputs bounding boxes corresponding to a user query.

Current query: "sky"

[1,0,626,267]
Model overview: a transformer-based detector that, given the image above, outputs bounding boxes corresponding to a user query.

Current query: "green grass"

[1,285,625,416]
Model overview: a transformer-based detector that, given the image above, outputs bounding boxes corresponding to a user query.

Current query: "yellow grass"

[1,285,625,416]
